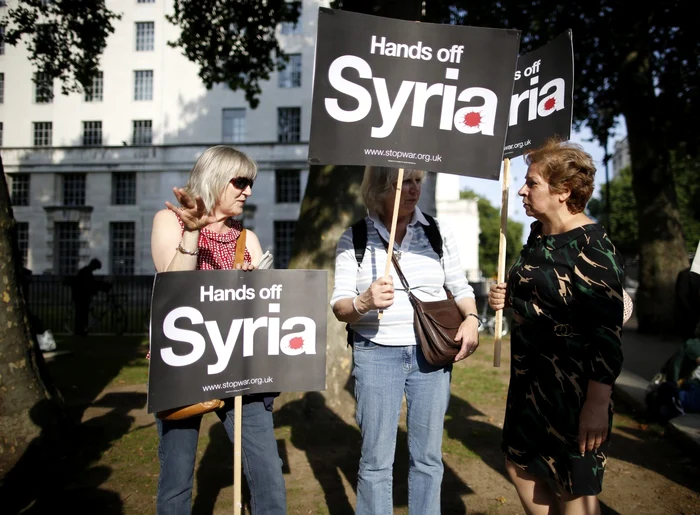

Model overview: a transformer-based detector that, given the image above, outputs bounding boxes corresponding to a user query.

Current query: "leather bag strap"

[375,230,412,294]
[234,229,247,267]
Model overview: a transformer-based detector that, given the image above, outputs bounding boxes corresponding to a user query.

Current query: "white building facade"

[0,0,480,278]
[612,136,630,177]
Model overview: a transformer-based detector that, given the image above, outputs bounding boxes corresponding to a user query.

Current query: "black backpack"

[345,214,443,345]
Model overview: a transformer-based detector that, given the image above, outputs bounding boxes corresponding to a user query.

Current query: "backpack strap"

[422,213,443,260]
[351,218,368,266]
[347,219,369,346]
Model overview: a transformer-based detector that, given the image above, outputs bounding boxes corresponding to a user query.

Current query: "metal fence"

[26,275,154,335]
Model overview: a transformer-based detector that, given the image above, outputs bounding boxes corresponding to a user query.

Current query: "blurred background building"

[0,0,479,279]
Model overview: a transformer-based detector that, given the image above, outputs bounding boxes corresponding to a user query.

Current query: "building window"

[132,120,152,145]
[110,222,135,275]
[274,221,296,269]
[135,21,155,51]
[275,170,301,203]
[222,108,246,143]
[112,172,136,205]
[54,222,80,275]
[0,122,3,147]
[84,71,103,102]
[137,0,155,3]
[134,70,153,101]
[277,107,301,143]
[0,26,5,55]
[34,73,53,103]
[33,122,53,147]
[0,73,4,103]
[82,121,102,146]
[279,54,302,88]
[0,1,7,8]
[16,222,29,266]
[62,173,86,206]
[11,174,30,206]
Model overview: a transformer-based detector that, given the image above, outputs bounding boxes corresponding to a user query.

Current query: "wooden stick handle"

[233,395,243,515]
[378,168,404,320]
[494,158,511,367]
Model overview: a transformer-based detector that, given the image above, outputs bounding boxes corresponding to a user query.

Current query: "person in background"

[489,139,624,515]
[71,258,109,336]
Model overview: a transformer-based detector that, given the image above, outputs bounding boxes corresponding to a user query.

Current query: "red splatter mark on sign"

[544,97,556,111]
[462,111,482,128]
[288,337,304,350]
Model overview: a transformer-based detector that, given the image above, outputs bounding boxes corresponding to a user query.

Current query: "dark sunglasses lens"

[232,177,253,189]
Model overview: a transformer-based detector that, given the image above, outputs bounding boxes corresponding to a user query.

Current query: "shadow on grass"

[270,391,471,515]
[0,335,148,513]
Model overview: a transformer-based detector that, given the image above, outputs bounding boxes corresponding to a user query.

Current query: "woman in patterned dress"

[150,146,287,515]
[489,139,624,515]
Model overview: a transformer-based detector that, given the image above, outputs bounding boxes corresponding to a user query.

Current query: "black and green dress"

[502,222,624,495]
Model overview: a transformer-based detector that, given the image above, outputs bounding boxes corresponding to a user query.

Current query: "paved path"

[616,325,700,457]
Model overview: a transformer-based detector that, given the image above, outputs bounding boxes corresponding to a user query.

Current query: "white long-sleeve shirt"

[330,207,475,346]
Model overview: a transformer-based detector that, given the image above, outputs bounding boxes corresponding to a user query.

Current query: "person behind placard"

[149,145,286,515]
[330,166,480,515]
[488,138,624,514]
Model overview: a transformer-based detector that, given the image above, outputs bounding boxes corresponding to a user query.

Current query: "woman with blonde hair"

[331,166,480,514]
[489,139,624,515]
[150,145,286,514]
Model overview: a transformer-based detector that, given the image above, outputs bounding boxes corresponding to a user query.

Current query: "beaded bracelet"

[177,242,199,256]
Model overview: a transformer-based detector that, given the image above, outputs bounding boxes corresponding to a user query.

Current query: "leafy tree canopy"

[167,0,301,108]
[0,0,300,107]
[589,158,700,256]
[0,0,121,95]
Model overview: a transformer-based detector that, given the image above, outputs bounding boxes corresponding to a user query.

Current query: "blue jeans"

[352,335,452,515]
[155,396,286,515]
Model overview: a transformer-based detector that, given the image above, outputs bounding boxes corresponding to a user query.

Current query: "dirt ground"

[2,337,699,515]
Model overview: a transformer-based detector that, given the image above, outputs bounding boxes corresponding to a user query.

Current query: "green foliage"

[461,189,524,278]
[587,167,638,256]
[0,0,121,94]
[589,158,700,255]
[672,155,700,254]
[167,0,301,108]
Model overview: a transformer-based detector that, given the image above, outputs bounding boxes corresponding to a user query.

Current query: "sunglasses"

[230,177,254,190]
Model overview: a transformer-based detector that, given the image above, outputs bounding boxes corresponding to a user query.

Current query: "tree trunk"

[619,35,689,334]
[282,0,424,416]
[285,165,366,417]
[0,156,63,476]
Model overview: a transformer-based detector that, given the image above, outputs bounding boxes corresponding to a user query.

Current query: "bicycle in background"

[477,300,509,338]
[63,291,128,336]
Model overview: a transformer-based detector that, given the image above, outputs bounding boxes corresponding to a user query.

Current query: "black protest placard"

[504,30,574,159]
[308,8,520,180]
[147,270,327,414]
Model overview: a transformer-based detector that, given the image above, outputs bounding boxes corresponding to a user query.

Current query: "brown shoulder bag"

[389,247,465,367]
[156,229,248,421]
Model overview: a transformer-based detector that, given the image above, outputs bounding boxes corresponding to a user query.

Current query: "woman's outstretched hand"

[165,187,218,232]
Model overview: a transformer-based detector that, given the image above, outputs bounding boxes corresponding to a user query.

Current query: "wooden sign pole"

[233,395,243,515]
[378,168,404,320]
[493,158,511,367]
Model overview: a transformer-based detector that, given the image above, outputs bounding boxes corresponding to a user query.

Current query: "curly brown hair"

[524,138,596,214]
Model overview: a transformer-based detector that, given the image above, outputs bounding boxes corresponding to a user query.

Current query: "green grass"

[32,332,681,514]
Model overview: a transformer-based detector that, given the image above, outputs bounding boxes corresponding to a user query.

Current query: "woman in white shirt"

[330,166,480,515]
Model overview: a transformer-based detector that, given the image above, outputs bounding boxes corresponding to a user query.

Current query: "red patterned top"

[147,216,251,361]
[176,216,251,269]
